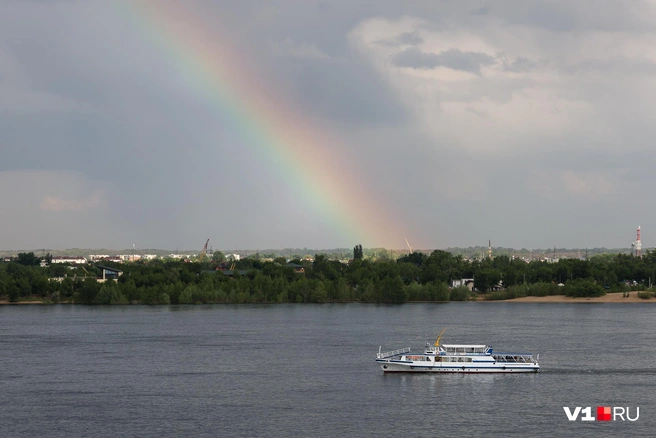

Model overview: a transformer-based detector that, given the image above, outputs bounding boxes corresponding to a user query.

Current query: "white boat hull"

[376,361,539,373]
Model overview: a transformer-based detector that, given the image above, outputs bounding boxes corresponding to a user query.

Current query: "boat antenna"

[434,328,446,346]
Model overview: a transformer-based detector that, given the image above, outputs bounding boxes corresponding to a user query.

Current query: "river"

[0,303,653,437]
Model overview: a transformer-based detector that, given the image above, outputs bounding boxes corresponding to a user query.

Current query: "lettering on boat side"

[563,406,639,422]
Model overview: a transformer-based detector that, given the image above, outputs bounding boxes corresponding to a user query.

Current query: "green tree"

[564,279,605,297]
[398,262,419,285]
[332,277,349,301]
[474,269,502,292]
[353,245,363,260]
[7,281,20,302]
[76,278,101,304]
[380,275,406,303]
[59,277,75,299]
[212,251,226,263]
[94,282,128,305]
[310,279,328,302]
[397,252,427,267]
[449,286,471,301]
[16,252,41,266]
[179,285,197,304]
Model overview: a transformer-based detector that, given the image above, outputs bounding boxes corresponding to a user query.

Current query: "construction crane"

[198,239,209,262]
[405,238,413,254]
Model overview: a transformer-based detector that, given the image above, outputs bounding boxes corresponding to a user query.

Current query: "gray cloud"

[1,0,656,250]
[396,31,424,45]
[391,48,496,73]
[500,55,536,72]
[276,57,408,125]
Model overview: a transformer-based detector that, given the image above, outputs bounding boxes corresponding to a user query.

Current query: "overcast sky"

[1,0,654,251]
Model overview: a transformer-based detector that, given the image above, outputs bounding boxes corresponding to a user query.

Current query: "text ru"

[563,406,639,421]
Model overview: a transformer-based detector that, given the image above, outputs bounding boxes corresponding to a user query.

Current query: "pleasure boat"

[375,329,540,373]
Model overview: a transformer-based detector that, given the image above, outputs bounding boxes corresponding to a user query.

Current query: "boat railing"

[492,353,535,363]
[377,347,411,359]
[443,351,488,356]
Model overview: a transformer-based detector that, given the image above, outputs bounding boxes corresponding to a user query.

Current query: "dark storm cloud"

[273,56,408,125]
[391,48,496,73]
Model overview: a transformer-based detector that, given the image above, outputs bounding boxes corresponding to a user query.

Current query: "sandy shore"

[486,292,655,303]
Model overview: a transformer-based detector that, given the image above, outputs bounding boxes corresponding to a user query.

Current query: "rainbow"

[115,1,407,248]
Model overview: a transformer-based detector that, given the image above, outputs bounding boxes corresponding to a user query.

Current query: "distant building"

[51,256,87,264]
[451,278,475,291]
[286,263,305,275]
[105,257,124,263]
[168,254,191,260]
[118,254,141,262]
[217,269,248,278]
[97,265,123,282]
[90,255,124,263]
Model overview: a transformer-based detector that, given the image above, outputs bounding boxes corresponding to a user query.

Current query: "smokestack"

[634,226,642,258]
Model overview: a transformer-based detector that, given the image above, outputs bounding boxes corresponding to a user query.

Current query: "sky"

[1,0,654,251]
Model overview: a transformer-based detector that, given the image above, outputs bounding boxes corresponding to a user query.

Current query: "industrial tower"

[488,240,492,259]
[633,226,642,258]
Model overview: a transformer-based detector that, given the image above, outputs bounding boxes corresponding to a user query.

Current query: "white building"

[451,278,475,291]
[51,256,87,264]
[168,254,191,260]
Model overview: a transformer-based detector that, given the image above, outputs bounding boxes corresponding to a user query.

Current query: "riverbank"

[0,299,56,305]
[484,291,655,303]
[1,292,654,304]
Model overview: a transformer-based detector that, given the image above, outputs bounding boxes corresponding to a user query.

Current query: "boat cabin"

[441,344,489,355]
[424,343,492,356]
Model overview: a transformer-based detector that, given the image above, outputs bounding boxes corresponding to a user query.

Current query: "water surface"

[0,303,653,437]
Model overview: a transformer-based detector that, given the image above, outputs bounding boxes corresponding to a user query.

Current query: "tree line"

[1,247,655,304]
